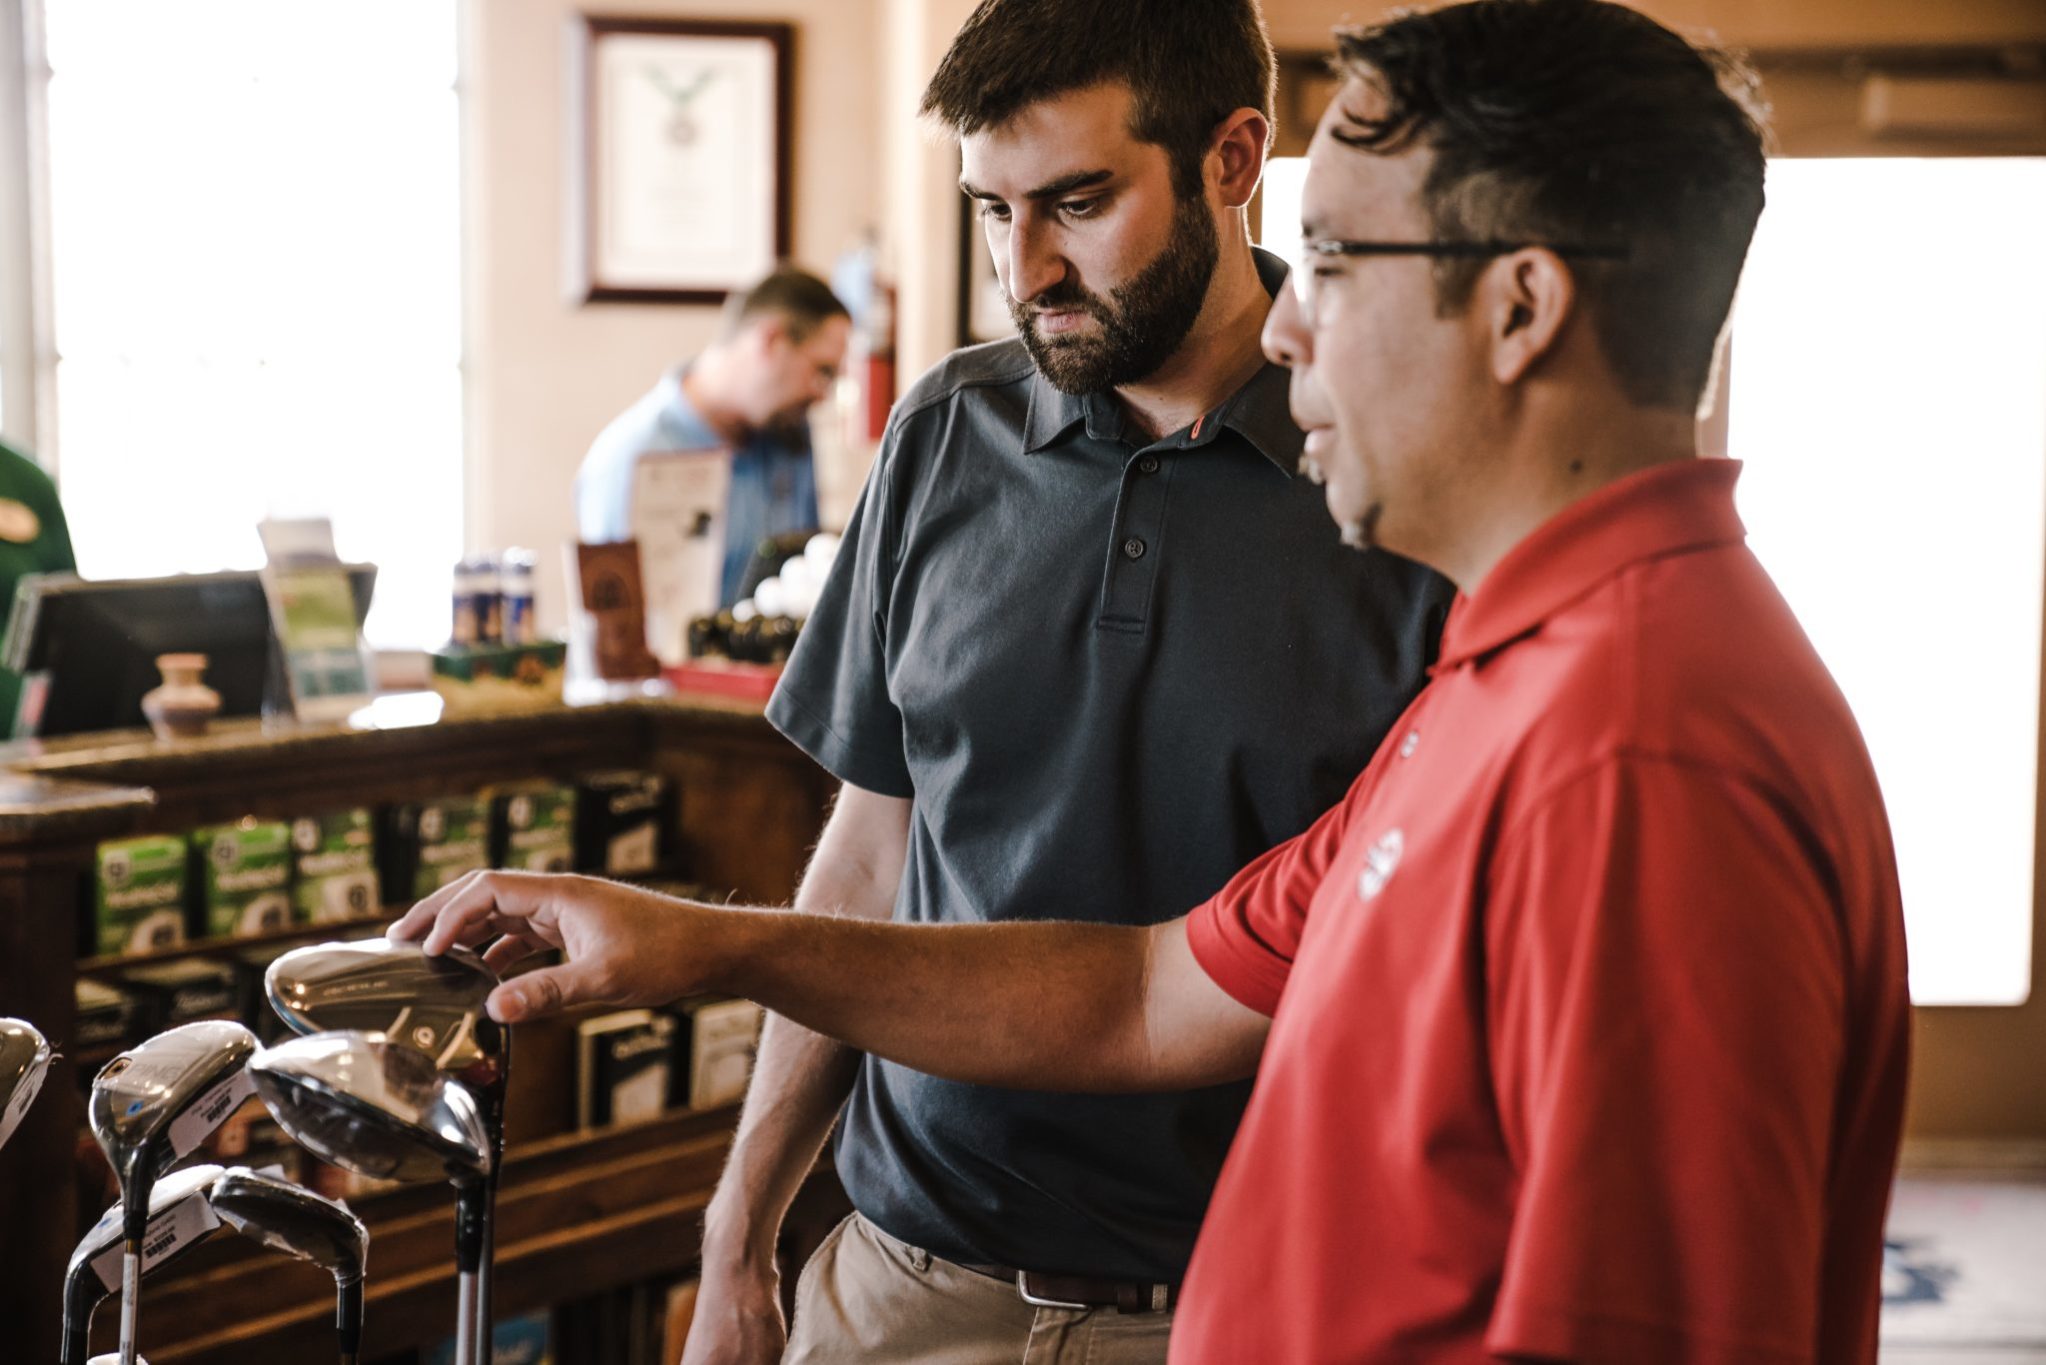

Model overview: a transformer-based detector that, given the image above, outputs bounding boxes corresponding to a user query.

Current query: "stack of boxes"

[74,767,685,1187]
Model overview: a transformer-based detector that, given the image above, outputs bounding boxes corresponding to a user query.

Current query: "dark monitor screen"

[1,566,376,739]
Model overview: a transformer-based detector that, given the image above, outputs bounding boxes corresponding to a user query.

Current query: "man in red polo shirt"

[395,2,1911,1361]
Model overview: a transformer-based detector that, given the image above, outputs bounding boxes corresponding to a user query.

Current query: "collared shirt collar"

[1434,458,1749,672]
[1021,248,1302,475]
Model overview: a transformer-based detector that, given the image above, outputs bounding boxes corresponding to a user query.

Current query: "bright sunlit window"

[1729,158,2046,1006]
[1259,154,2046,1006]
[41,0,462,647]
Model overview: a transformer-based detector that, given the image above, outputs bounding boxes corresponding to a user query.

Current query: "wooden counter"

[0,692,841,1363]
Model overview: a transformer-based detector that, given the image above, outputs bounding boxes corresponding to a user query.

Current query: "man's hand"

[678,1257,787,1365]
[388,870,715,1023]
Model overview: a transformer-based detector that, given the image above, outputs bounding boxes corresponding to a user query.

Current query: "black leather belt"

[959,1263,1179,1314]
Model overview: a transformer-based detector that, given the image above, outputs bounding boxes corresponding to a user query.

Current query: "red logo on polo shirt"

[1358,829,1404,901]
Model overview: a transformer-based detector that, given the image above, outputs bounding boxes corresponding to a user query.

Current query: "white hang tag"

[89,1190,223,1293]
[167,1069,254,1160]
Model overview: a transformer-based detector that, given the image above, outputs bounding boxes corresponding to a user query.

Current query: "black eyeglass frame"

[1301,238,1631,262]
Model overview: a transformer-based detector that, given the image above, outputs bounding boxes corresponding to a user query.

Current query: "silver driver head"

[86,1021,257,1206]
[248,1031,492,1185]
[0,1016,54,1151]
[266,938,504,1087]
[208,1167,368,1286]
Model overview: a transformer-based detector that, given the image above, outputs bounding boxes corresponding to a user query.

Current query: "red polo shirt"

[1176,459,1910,1365]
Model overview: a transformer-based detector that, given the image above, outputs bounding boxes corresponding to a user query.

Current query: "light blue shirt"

[575,370,819,607]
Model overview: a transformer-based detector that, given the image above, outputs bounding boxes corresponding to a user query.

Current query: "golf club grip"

[337,1277,363,1362]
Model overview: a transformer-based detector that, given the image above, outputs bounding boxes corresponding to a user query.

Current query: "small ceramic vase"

[140,652,221,739]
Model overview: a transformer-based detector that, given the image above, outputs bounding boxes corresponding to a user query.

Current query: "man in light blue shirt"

[576,268,852,606]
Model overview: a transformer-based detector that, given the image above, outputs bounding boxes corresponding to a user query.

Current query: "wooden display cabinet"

[0,695,842,1363]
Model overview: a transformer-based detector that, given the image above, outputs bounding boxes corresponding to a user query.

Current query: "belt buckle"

[1016,1272,1089,1311]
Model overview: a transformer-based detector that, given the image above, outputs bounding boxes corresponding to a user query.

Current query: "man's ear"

[1209,107,1270,209]
[1486,250,1576,386]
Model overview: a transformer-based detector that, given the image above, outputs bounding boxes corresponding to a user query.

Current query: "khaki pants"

[783,1213,1175,1365]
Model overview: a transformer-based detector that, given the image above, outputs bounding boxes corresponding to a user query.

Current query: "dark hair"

[920,0,1276,198]
[721,266,850,342]
[1331,0,1768,410]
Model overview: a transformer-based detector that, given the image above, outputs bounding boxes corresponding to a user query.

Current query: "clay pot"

[141,653,222,739]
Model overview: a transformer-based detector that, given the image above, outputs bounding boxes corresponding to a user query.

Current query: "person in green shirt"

[0,437,78,732]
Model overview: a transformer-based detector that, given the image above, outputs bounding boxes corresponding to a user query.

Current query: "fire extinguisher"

[863,267,897,443]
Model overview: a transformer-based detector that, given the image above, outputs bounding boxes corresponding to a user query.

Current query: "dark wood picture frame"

[569,15,794,305]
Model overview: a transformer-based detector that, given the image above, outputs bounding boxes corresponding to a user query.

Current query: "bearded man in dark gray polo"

[685,1,1450,1360]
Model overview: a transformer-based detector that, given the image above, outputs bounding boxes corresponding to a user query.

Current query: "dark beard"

[1012,193,1220,394]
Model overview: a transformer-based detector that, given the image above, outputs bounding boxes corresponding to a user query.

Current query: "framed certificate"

[569,16,793,304]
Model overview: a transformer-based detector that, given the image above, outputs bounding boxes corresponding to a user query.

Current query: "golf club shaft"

[473,1167,499,1361]
[118,1246,140,1365]
[456,1268,478,1365]
[338,1275,364,1365]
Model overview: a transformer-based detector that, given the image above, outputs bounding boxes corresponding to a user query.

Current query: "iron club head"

[210,1166,369,1365]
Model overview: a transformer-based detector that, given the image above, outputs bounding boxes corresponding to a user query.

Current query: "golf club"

[248,1030,492,1365]
[266,937,507,1347]
[0,1015,53,1152]
[209,1167,369,1365]
[86,1020,257,1365]
[63,1162,226,1365]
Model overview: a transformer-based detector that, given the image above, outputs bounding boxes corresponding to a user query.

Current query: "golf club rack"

[59,938,508,1365]
[0,702,842,1364]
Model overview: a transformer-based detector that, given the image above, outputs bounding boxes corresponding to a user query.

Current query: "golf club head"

[0,1015,53,1151]
[86,1021,257,1234]
[266,938,506,1094]
[248,1030,492,1186]
[63,1163,226,1365]
[208,1167,368,1286]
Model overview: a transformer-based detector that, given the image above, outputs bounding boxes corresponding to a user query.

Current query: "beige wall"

[461,0,881,632]
[1263,0,2046,51]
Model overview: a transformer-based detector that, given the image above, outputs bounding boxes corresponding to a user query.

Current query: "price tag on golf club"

[166,1069,254,1161]
[0,1052,48,1147]
[89,1189,223,1292]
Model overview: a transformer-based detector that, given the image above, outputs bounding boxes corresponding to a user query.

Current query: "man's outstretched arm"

[389,868,1271,1095]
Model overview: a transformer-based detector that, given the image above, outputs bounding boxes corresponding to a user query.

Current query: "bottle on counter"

[501,549,536,645]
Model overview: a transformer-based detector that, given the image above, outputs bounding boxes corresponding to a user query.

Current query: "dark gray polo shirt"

[768,252,1452,1281]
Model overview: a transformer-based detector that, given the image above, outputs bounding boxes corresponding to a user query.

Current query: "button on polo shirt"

[1179,459,1910,1364]
[769,250,1454,1280]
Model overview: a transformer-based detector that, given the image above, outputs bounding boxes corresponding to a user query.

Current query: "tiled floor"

[1881,1175,2046,1363]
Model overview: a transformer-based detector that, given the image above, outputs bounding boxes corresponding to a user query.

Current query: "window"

[1728,158,2046,1006]
[39,0,462,647]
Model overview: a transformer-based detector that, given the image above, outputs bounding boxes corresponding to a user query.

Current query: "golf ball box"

[380,796,492,903]
[291,807,380,925]
[576,1008,677,1130]
[490,782,578,873]
[90,834,190,957]
[190,818,296,939]
[121,959,240,1033]
[574,770,675,877]
[72,978,148,1087]
[664,997,764,1112]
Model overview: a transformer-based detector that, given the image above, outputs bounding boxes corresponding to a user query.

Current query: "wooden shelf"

[0,697,840,1364]
[76,912,399,974]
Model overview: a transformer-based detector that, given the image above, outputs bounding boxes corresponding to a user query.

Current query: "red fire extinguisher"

[863,268,897,444]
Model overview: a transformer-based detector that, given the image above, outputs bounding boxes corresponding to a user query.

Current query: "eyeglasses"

[1291,237,1630,324]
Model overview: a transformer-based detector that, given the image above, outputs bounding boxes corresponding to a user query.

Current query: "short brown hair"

[920,0,1275,197]
[721,266,849,343]
[1332,0,1768,410]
